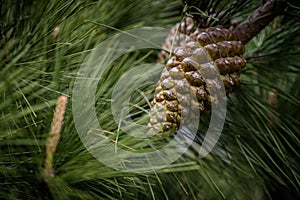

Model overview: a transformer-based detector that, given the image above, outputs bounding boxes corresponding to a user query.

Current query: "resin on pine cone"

[148,23,246,140]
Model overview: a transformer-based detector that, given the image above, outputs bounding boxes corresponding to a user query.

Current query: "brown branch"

[234,0,288,44]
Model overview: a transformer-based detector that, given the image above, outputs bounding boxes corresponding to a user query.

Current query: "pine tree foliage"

[0,0,299,199]
[0,1,182,199]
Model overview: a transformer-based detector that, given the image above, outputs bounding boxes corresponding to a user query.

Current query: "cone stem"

[234,0,288,44]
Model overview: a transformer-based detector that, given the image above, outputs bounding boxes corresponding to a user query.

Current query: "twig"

[44,95,68,177]
[234,0,288,44]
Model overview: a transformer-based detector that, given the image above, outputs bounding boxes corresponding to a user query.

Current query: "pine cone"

[157,17,194,63]
[148,23,246,140]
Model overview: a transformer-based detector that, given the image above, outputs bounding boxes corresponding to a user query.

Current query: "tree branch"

[234,0,288,44]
